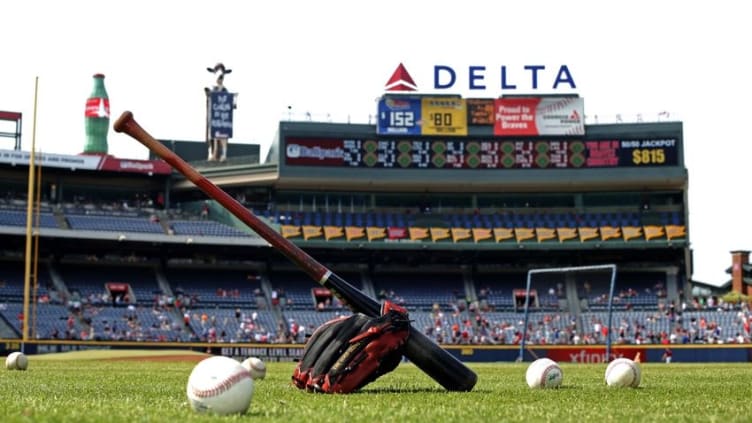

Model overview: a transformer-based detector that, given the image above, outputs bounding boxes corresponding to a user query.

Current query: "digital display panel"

[284,137,679,169]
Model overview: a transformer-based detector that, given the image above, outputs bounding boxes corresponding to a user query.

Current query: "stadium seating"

[65,214,164,233]
[371,272,465,312]
[165,267,260,307]
[267,270,357,311]
[473,273,528,311]
[169,219,249,237]
[0,302,81,339]
[0,209,59,228]
[0,263,55,303]
[57,263,163,305]
[186,307,278,343]
[282,309,352,341]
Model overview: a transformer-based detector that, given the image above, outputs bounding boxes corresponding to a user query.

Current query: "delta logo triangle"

[385,63,417,92]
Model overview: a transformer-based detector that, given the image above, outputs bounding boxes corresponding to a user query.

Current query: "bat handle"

[406,328,477,391]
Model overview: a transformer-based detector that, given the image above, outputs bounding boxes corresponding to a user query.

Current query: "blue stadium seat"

[170,220,248,237]
[66,214,164,233]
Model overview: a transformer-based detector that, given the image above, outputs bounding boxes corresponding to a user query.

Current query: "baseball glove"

[291,300,410,393]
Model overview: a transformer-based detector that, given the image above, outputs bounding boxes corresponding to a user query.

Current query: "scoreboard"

[377,96,468,136]
[283,137,679,169]
[284,95,679,169]
[377,95,585,137]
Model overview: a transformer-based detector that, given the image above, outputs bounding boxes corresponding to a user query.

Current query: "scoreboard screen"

[377,95,585,136]
[420,97,467,136]
[377,97,422,135]
[466,98,495,125]
[377,95,467,136]
[284,137,679,169]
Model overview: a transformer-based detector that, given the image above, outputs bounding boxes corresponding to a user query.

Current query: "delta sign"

[380,63,583,136]
[384,62,577,93]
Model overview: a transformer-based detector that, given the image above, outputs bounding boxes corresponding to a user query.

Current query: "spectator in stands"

[156,192,164,209]
[451,323,461,344]
[571,332,582,345]
[200,201,209,220]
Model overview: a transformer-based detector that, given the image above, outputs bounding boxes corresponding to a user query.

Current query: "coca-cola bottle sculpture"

[84,73,110,154]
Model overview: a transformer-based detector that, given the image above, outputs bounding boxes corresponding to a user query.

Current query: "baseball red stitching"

[190,369,251,399]
[606,361,636,386]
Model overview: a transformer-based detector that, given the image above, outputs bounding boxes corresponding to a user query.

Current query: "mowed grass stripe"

[29,349,210,361]
[1,360,751,423]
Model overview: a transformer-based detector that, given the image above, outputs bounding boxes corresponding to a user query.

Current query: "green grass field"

[1,351,751,422]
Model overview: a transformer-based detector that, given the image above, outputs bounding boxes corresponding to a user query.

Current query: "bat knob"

[113,111,135,133]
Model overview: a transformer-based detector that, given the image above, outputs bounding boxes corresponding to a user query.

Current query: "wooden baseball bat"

[114,111,477,392]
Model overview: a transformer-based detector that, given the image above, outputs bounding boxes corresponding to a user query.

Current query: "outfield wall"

[3,339,750,363]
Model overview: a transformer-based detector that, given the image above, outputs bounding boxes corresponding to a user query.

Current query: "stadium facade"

[0,95,702,358]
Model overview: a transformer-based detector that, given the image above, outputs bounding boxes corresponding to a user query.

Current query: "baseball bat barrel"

[114,111,477,392]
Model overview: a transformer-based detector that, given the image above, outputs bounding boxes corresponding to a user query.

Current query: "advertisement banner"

[466,98,495,125]
[98,156,172,175]
[388,227,407,240]
[377,96,422,135]
[0,149,101,170]
[421,97,467,136]
[494,97,584,136]
[284,138,345,166]
[0,149,171,175]
[209,91,235,139]
[546,347,646,363]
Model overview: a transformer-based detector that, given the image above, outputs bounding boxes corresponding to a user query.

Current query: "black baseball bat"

[114,111,477,392]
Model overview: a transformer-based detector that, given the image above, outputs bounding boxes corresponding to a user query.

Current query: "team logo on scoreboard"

[286,143,301,158]
[384,63,577,92]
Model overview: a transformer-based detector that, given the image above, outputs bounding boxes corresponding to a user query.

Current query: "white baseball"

[186,356,254,415]
[525,358,563,389]
[605,358,641,388]
[241,357,267,380]
[6,351,28,371]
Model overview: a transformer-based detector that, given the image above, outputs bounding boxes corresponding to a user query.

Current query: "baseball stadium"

[1,87,751,421]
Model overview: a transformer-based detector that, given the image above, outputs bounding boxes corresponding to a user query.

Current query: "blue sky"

[1,0,749,286]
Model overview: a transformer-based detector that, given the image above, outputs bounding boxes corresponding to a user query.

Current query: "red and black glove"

[292,301,410,393]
